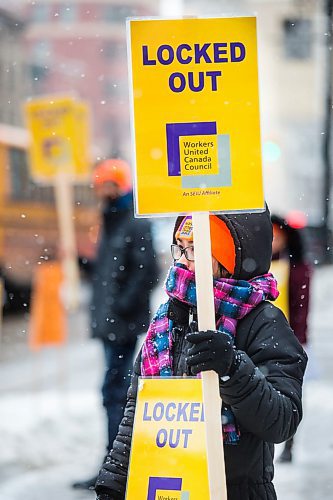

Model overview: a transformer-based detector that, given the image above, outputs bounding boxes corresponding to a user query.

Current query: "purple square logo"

[147,476,186,500]
[166,122,217,177]
[165,121,232,190]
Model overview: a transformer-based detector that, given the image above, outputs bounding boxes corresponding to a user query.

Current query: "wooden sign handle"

[192,212,228,499]
[54,171,80,311]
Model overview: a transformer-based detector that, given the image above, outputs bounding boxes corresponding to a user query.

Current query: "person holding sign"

[95,206,307,500]
[72,159,158,491]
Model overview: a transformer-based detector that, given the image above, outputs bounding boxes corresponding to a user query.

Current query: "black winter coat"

[91,195,157,345]
[95,205,307,499]
[95,299,307,500]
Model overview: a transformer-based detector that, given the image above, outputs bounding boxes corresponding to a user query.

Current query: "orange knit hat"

[209,215,236,275]
[175,215,236,275]
[92,159,132,192]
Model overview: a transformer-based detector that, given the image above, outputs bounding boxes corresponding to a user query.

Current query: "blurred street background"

[0,0,332,499]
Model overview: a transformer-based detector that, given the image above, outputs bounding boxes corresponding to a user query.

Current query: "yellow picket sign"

[24,96,90,182]
[270,259,290,320]
[24,95,89,309]
[126,378,210,499]
[73,100,91,178]
[127,16,264,215]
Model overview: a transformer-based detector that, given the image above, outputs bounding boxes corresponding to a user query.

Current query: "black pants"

[101,338,137,451]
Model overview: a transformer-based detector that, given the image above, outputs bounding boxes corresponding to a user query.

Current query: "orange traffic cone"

[28,261,67,350]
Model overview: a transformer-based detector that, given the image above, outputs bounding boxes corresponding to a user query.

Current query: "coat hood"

[173,205,273,281]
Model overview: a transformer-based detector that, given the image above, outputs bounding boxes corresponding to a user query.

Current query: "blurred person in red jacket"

[271,213,312,462]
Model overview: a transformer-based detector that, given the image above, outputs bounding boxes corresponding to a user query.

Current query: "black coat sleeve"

[95,354,141,499]
[219,304,307,443]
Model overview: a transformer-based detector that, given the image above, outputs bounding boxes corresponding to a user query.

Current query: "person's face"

[174,237,221,278]
[94,180,121,200]
[272,225,288,254]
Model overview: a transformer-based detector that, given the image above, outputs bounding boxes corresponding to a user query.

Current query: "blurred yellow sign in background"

[270,259,290,319]
[24,95,90,182]
[127,17,264,216]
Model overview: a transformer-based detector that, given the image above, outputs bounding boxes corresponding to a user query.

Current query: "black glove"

[185,330,237,377]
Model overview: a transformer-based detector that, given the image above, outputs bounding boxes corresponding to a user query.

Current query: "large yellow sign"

[25,96,90,182]
[127,17,264,215]
[126,378,210,499]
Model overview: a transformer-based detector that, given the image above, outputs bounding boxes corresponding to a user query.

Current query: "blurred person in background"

[95,206,307,500]
[271,213,312,463]
[72,158,158,490]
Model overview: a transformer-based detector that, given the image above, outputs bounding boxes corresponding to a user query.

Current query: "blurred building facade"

[0,0,330,224]
[0,0,331,265]
[186,0,330,229]
[0,8,30,126]
[20,0,158,159]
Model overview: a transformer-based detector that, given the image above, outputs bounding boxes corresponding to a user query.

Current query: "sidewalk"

[274,264,333,499]
[0,266,332,499]
[0,292,105,500]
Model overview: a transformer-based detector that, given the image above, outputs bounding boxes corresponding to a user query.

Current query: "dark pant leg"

[101,339,136,451]
[285,436,294,450]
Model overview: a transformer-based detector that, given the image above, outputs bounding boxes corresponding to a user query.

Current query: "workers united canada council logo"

[166,121,231,190]
[147,476,190,500]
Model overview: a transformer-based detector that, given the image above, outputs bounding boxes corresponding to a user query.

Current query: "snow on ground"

[0,389,103,500]
[275,381,333,499]
[0,300,105,500]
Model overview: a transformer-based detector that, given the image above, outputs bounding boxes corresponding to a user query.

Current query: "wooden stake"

[192,211,228,500]
[54,171,80,311]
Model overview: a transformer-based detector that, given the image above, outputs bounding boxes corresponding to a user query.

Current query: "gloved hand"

[185,329,237,377]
